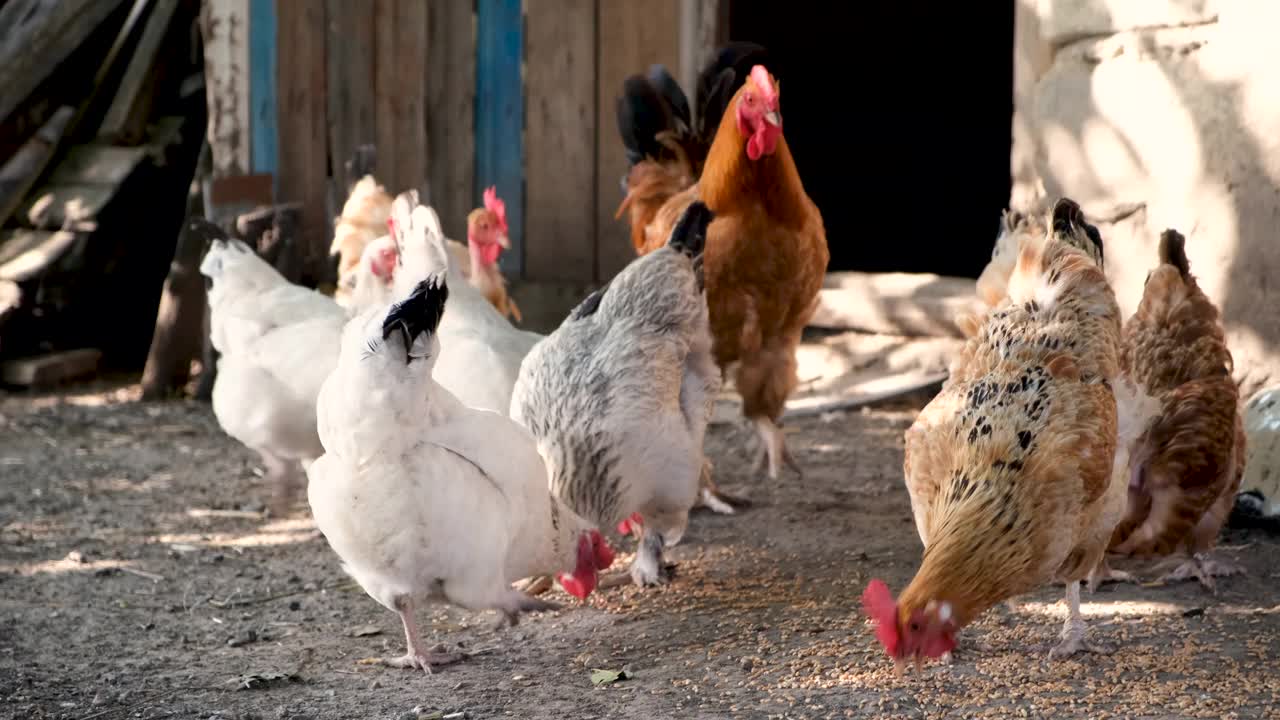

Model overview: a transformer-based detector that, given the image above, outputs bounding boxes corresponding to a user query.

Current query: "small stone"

[369,679,381,690]
[288,600,301,611]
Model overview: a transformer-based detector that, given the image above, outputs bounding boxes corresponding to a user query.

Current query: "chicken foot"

[1048,581,1114,660]
[381,596,465,674]
[1162,551,1245,594]
[751,417,803,481]
[630,526,676,587]
[696,457,751,515]
[491,591,562,630]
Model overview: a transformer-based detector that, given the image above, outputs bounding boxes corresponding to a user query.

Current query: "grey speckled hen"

[511,202,720,587]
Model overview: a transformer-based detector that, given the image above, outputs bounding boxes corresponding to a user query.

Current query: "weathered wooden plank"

[326,0,375,197]
[98,0,183,144]
[200,0,251,178]
[808,272,982,338]
[2,348,102,387]
[679,0,726,95]
[0,229,82,282]
[595,0,680,283]
[20,185,118,228]
[47,145,149,186]
[0,107,75,227]
[373,0,429,198]
[476,0,524,277]
[524,0,596,283]
[0,0,129,127]
[425,0,475,238]
[275,0,329,280]
[249,0,278,181]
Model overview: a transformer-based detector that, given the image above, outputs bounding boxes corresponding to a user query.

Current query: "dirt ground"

[2,375,1280,720]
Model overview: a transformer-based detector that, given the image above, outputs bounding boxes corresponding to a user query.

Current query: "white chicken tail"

[389,191,451,299]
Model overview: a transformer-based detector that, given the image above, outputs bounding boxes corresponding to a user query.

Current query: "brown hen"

[863,199,1150,669]
[1101,230,1246,593]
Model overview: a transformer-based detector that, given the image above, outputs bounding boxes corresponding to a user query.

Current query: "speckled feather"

[899,200,1124,628]
[1109,230,1245,557]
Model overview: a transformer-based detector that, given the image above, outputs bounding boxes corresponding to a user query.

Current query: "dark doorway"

[729,1,1015,278]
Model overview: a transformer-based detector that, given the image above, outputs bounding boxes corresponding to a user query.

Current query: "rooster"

[862,199,1152,668]
[1098,230,1246,593]
[616,58,829,498]
[465,186,522,323]
[306,274,614,673]
[510,202,720,588]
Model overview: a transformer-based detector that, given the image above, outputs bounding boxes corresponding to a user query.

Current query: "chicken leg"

[752,417,803,480]
[630,526,676,587]
[1048,581,1113,660]
[381,596,464,674]
[1161,551,1244,594]
[1086,555,1138,592]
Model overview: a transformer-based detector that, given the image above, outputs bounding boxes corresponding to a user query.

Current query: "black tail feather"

[668,201,714,258]
[616,75,676,169]
[693,42,770,145]
[1158,229,1191,279]
[646,64,691,132]
[383,275,449,363]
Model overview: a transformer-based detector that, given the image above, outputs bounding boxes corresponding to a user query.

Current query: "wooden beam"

[595,0,680,283]
[0,107,75,227]
[373,0,429,199]
[326,0,375,197]
[1,349,102,388]
[476,0,524,277]
[275,0,329,282]
[98,0,183,144]
[524,0,596,283]
[807,272,982,338]
[248,0,278,183]
[0,229,83,282]
[425,0,475,238]
[200,0,251,177]
[0,0,130,127]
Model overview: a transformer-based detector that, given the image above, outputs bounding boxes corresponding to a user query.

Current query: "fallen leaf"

[348,624,383,637]
[590,668,630,686]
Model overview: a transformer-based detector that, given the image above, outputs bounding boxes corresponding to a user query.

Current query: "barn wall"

[1013,0,1280,396]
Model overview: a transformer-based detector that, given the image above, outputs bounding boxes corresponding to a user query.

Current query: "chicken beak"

[497,234,511,250]
[763,110,781,128]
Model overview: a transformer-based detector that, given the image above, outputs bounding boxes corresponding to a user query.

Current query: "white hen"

[307,273,614,673]
[387,191,543,414]
[200,233,353,511]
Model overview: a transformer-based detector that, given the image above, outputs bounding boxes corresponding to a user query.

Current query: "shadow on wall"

[1015,0,1280,395]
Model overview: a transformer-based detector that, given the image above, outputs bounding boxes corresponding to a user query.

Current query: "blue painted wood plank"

[475,0,524,277]
[249,0,278,192]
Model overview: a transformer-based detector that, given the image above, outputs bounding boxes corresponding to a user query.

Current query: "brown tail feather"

[1158,229,1191,280]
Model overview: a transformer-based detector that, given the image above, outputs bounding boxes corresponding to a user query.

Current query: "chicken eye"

[909,622,920,632]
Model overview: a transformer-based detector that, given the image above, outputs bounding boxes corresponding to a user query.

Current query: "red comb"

[591,530,615,570]
[386,218,395,234]
[750,65,777,104]
[557,572,590,600]
[483,186,508,234]
[861,579,900,654]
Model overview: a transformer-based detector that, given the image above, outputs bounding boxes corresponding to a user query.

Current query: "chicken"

[199,228,352,513]
[347,233,399,311]
[510,201,720,588]
[862,198,1148,668]
[976,208,1046,312]
[465,186,523,323]
[331,175,393,307]
[387,191,544,415]
[1098,230,1246,593]
[614,42,770,253]
[616,60,829,492]
[1230,385,1280,531]
[307,273,614,673]
[330,173,470,308]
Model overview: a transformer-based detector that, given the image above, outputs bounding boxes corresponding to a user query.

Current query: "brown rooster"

[1099,230,1246,593]
[616,60,829,497]
[862,199,1149,668]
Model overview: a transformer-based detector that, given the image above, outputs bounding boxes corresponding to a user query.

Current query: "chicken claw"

[1162,552,1245,594]
[1086,557,1138,592]
[1048,581,1113,661]
[630,529,675,586]
[381,646,465,674]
